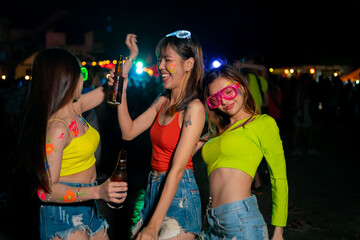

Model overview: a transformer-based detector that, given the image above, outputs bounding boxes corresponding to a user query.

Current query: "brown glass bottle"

[107,55,124,105]
[107,149,128,209]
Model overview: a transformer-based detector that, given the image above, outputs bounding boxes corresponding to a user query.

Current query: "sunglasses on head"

[207,84,241,109]
[81,67,88,81]
[166,30,191,40]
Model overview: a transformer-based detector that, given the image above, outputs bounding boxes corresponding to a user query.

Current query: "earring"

[238,90,242,95]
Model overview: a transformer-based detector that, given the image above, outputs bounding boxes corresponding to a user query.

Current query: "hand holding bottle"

[98,179,128,204]
[107,149,128,209]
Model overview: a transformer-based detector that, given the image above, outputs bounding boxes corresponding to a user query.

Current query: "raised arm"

[137,100,205,239]
[79,34,138,113]
[117,77,165,140]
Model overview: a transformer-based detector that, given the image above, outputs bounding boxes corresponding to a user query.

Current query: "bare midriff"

[208,167,253,208]
[59,165,97,184]
[152,170,168,176]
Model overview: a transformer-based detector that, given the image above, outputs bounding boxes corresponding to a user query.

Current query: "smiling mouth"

[161,73,170,81]
[224,103,234,110]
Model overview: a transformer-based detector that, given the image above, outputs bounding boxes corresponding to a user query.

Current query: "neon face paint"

[69,120,79,137]
[168,61,177,74]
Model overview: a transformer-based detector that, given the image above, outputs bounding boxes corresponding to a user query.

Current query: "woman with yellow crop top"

[200,65,288,240]
[17,34,138,240]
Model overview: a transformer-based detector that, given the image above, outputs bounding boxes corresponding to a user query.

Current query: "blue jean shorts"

[39,181,109,240]
[206,195,269,240]
[132,169,202,238]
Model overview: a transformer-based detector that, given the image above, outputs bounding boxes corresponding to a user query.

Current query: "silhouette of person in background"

[292,74,319,156]
[266,75,284,125]
[234,52,269,193]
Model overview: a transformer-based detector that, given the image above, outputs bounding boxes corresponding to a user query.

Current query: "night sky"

[1,0,359,67]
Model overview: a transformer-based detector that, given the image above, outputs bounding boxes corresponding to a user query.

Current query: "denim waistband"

[150,169,195,182]
[58,180,98,187]
[207,195,258,215]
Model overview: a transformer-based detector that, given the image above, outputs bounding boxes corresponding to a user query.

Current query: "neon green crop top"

[201,114,288,226]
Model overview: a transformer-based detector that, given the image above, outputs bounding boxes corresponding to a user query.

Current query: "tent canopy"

[341,68,360,82]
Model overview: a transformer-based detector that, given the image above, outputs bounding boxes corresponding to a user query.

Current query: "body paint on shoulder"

[69,120,79,137]
[57,132,65,139]
[78,116,86,125]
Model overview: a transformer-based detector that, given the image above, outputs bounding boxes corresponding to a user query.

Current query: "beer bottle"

[107,55,124,105]
[107,149,128,209]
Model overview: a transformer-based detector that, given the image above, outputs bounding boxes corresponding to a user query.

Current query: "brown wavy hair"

[203,64,259,136]
[156,33,204,115]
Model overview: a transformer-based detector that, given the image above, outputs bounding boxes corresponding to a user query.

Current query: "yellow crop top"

[49,116,100,177]
[201,114,288,226]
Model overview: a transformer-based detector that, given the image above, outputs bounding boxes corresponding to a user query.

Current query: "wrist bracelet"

[76,187,82,197]
[128,57,135,64]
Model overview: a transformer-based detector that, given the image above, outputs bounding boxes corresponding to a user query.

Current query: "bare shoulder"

[182,99,205,128]
[47,120,71,146]
[185,99,205,114]
[151,94,167,111]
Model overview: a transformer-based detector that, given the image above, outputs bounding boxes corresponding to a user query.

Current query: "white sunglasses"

[166,30,191,40]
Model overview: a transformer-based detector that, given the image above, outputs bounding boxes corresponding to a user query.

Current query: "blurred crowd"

[1,64,360,159]
[1,59,360,239]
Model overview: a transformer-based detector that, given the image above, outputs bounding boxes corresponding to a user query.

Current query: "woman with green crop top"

[199,65,288,240]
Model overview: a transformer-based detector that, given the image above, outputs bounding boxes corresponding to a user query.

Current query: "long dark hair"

[203,64,259,136]
[18,48,81,194]
[156,33,204,115]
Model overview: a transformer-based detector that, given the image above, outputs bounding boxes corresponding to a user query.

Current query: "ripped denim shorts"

[39,181,109,240]
[132,169,203,239]
[206,195,269,240]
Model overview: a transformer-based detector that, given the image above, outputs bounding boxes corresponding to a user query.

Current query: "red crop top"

[150,99,193,171]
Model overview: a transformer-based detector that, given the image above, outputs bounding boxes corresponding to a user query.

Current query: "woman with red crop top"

[115,30,205,240]
[16,34,138,240]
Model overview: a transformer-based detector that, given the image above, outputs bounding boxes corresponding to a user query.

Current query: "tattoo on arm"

[184,114,192,127]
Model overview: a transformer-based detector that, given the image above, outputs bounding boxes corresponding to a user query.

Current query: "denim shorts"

[39,181,109,240]
[132,169,202,239]
[206,195,269,240]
